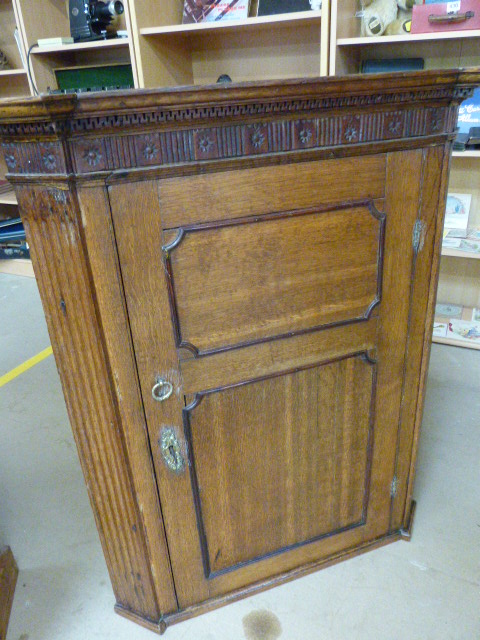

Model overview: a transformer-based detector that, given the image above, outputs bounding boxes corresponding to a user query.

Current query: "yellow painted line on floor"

[0,346,53,388]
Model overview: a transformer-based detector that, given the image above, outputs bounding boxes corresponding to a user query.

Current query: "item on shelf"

[216,74,233,82]
[256,0,315,16]
[0,217,29,259]
[444,227,480,252]
[467,227,480,240]
[411,0,480,33]
[0,49,10,70]
[432,321,448,337]
[360,0,398,36]
[359,0,420,37]
[183,0,251,23]
[54,64,134,93]
[435,302,463,318]
[456,237,480,253]
[37,37,74,47]
[69,0,124,42]
[0,243,30,259]
[360,57,424,73]
[447,319,480,342]
[444,192,471,234]
[384,8,413,34]
[466,126,480,147]
[457,89,480,134]
[0,217,25,241]
[453,131,469,150]
[442,234,462,248]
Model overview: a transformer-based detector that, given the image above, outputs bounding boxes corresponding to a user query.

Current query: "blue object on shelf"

[457,87,480,134]
[0,217,25,242]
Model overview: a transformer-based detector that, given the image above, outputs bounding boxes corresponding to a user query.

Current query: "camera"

[69,0,124,42]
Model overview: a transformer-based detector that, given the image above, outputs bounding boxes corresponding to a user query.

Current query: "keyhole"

[168,444,177,467]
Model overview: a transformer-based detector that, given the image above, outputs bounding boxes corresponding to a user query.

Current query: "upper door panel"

[165,203,384,356]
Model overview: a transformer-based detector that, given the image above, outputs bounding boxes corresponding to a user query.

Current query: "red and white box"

[411,0,480,34]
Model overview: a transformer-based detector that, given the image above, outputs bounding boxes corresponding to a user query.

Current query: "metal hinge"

[412,219,426,255]
[390,475,398,498]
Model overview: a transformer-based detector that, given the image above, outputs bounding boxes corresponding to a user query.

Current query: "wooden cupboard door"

[108,150,438,609]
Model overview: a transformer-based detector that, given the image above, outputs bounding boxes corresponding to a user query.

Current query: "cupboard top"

[0,69,479,178]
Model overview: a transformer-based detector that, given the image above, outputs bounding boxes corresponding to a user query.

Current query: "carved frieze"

[0,75,473,176]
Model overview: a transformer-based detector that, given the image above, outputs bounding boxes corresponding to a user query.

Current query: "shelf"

[452,151,480,158]
[441,247,480,260]
[0,191,17,205]
[31,38,130,55]
[0,259,34,278]
[140,10,322,36]
[0,69,27,77]
[337,29,480,46]
[432,334,480,349]
[433,307,480,350]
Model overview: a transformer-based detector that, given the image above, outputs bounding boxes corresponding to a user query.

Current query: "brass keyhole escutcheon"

[159,427,185,474]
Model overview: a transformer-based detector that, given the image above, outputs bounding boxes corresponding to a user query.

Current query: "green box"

[55,63,134,93]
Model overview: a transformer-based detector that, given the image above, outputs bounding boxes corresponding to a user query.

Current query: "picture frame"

[444,192,472,233]
[183,0,251,23]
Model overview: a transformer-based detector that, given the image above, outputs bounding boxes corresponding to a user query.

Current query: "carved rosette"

[2,140,66,174]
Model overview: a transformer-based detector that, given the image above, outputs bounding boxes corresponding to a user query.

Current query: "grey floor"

[0,272,479,640]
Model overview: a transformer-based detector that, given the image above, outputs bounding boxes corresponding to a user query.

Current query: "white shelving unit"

[329,0,480,350]
[130,4,330,88]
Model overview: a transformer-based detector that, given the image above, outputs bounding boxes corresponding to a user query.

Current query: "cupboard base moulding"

[115,531,405,634]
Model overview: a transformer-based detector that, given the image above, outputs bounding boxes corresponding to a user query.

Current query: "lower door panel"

[184,355,376,579]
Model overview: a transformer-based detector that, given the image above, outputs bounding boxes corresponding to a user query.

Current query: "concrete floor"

[0,271,479,640]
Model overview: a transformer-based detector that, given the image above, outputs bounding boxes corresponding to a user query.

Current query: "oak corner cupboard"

[1,69,479,634]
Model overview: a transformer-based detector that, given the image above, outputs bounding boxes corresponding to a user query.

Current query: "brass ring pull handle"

[152,376,173,402]
[429,11,474,24]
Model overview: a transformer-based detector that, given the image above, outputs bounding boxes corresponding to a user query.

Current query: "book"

[442,234,462,249]
[432,322,448,338]
[37,37,74,47]
[447,319,480,343]
[456,237,480,254]
[443,227,480,253]
[444,193,472,234]
[360,58,424,74]
[257,0,316,15]
[435,302,463,318]
[183,0,250,23]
